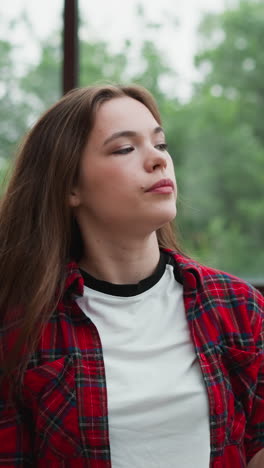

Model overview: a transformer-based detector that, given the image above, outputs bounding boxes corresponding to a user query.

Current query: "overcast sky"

[1,0,231,99]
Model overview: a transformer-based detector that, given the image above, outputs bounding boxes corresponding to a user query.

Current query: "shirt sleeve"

[244,288,264,463]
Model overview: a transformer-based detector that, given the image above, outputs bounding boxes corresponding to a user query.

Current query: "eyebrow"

[103,126,164,146]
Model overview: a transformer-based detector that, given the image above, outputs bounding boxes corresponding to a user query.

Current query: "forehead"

[93,96,158,135]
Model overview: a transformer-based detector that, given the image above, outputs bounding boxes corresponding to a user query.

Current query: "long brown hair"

[0,84,180,386]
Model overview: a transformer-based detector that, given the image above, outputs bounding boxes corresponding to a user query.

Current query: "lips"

[146,178,174,193]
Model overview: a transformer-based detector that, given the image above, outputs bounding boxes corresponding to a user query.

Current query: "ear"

[69,187,81,208]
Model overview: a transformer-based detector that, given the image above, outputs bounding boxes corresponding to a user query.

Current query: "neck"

[78,231,160,284]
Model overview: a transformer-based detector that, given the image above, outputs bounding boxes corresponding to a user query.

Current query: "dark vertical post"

[63,0,79,94]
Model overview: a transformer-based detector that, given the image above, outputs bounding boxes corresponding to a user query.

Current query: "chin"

[149,205,177,230]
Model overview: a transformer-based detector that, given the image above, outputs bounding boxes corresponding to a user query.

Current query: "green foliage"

[0,38,30,160]
[195,0,264,142]
[20,35,61,114]
[179,0,264,276]
[80,39,129,86]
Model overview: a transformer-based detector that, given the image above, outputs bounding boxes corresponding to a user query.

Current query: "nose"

[144,147,167,173]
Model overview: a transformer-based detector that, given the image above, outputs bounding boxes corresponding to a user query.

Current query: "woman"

[0,84,263,468]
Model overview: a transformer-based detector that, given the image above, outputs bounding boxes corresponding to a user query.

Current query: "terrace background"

[0,0,263,293]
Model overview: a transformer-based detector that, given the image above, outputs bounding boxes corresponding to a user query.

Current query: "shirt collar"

[63,260,84,297]
[62,250,204,298]
[162,249,204,291]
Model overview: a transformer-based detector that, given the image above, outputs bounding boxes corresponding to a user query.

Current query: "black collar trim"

[80,251,176,297]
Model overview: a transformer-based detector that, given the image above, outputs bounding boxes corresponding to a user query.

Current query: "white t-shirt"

[76,252,210,467]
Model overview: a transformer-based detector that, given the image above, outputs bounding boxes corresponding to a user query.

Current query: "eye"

[112,146,134,155]
[155,143,168,152]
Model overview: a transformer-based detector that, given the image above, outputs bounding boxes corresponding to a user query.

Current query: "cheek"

[78,164,103,191]
[167,159,177,198]
[78,164,129,201]
[168,158,176,179]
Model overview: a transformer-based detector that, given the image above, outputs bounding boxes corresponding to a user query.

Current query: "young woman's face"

[70,96,177,236]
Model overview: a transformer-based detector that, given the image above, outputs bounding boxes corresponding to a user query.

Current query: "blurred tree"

[195,0,264,143]
[20,35,61,116]
[80,38,128,86]
[177,0,264,276]
[0,39,31,161]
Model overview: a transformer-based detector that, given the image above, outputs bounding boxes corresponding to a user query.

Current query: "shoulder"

[169,250,262,298]
[165,249,264,328]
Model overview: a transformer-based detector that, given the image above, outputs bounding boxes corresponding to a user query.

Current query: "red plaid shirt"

[0,250,263,467]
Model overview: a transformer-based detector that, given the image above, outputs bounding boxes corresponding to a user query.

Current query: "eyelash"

[112,143,168,155]
[156,143,168,152]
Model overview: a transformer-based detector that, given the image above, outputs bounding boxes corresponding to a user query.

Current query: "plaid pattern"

[0,250,263,467]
